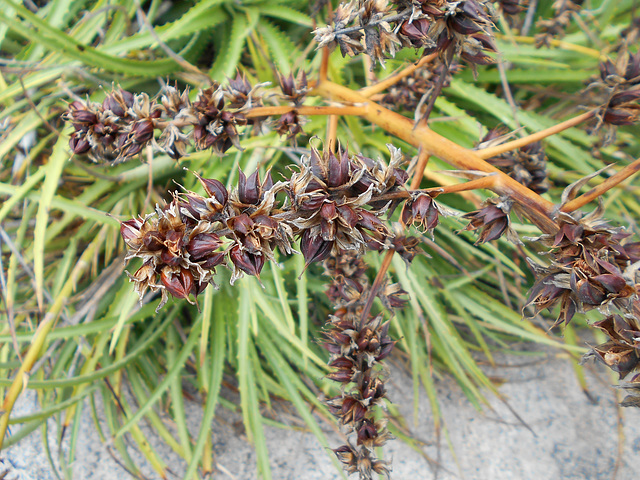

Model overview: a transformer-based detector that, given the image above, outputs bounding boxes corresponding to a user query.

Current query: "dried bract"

[463,197,519,245]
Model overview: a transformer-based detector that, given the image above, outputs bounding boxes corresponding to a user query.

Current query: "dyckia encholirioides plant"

[3,0,640,479]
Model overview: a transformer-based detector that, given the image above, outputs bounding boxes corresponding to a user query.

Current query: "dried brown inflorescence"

[276,72,309,141]
[120,144,434,477]
[313,0,402,66]
[64,74,314,163]
[322,250,404,480]
[462,197,520,245]
[313,0,498,67]
[525,208,640,327]
[395,0,498,65]
[478,128,550,195]
[518,208,640,411]
[585,307,640,379]
[380,59,462,116]
[121,145,415,307]
[591,50,640,128]
[64,79,261,162]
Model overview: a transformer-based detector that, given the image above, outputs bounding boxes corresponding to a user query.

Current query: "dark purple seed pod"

[399,18,430,46]
[196,176,228,205]
[600,58,617,81]
[301,230,333,266]
[69,133,91,154]
[142,232,164,251]
[352,402,367,424]
[227,213,254,236]
[603,108,638,125]
[161,268,194,300]
[357,420,378,445]
[229,244,265,277]
[200,252,226,269]
[402,193,439,231]
[120,219,142,246]
[320,202,338,221]
[103,94,125,117]
[336,205,359,228]
[375,340,395,362]
[187,233,222,261]
[238,169,261,205]
[451,16,484,35]
[459,0,483,20]
[71,109,98,124]
[120,89,134,108]
[328,150,350,187]
[592,274,627,294]
[609,89,640,107]
[357,209,385,233]
[329,356,355,369]
[132,119,155,144]
[328,330,352,345]
[327,369,354,383]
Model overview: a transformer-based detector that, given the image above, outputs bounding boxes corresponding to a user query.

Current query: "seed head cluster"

[525,210,640,326]
[119,145,436,311]
[313,0,498,67]
[594,50,640,127]
[63,74,309,163]
[478,128,550,195]
[322,251,404,480]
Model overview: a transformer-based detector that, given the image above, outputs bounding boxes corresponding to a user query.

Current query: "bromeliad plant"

[1,0,640,479]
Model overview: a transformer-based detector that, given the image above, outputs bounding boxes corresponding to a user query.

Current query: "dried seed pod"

[463,199,518,245]
[401,193,441,232]
[278,71,309,106]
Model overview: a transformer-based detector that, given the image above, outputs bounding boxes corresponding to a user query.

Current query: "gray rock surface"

[4,349,639,480]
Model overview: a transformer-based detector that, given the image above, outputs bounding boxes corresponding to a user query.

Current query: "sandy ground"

[3,347,640,480]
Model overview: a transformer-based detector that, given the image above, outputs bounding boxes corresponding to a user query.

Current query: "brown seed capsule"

[197,176,228,205]
[357,420,378,446]
[463,204,510,244]
[301,230,333,266]
[70,108,97,125]
[69,133,91,155]
[131,119,155,144]
[160,268,194,300]
[229,244,265,277]
[399,18,431,47]
[402,194,440,232]
[187,233,223,261]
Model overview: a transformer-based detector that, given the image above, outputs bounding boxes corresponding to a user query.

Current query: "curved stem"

[320,46,330,82]
[326,115,339,152]
[360,250,394,325]
[410,148,431,189]
[476,110,596,159]
[359,54,438,98]
[561,157,640,212]
[313,80,558,233]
